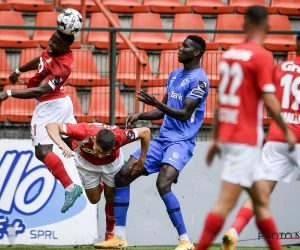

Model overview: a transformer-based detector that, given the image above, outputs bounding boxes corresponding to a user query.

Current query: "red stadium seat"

[33,12,81,49]
[143,0,190,13]
[263,15,295,52]
[116,50,160,87]
[6,0,53,12]
[170,14,219,50]
[103,0,149,13]
[0,11,38,48]
[270,0,300,15]
[0,49,12,86]
[60,0,99,12]
[130,13,177,50]
[86,86,127,124]
[0,85,36,122]
[201,51,223,88]
[287,51,297,60]
[213,14,246,50]
[156,50,181,85]
[186,0,233,14]
[0,3,11,11]
[68,49,109,87]
[87,12,129,49]
[203,87,217,125]
[229,0,276,14]
[144,86,167,124]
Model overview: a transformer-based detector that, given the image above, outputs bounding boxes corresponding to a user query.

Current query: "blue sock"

[161,191,187,236]
[114,186,130,227]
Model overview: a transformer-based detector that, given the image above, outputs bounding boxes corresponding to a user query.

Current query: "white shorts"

[221,143,263,188]
[74,149,124,189]
[259,142,300,183]
[31,95,76,146]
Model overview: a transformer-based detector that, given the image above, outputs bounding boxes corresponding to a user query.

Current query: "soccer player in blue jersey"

[94,35,209,250]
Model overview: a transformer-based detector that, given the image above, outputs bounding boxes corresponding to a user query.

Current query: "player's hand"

[0,91,9,103]
[130,158,144,175]
[206,140,221,166]
[284,128,296,152]
[9,72,21,85]
[59,144,75,158]
[137,90,159,107]
[126,114,139,128]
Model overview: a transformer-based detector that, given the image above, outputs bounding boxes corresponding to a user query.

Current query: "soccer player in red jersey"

[0,30,82,213]
[221,34,300,250]
[195,6,296,250]
[45,122,150,241]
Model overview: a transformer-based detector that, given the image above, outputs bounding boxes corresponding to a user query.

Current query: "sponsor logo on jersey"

[169,90,183,100]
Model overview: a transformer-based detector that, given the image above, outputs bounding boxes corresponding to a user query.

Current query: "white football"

[57,8,83,35]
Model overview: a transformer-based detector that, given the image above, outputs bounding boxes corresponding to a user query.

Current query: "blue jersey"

[157,67,209,145]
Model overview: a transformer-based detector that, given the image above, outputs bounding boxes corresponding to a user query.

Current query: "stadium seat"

[201,51,223,88]
[213,14,245,50]
[60,0,99,12]
[0,3,11,11]
[203,87,217,125]
[102,0,149,13]
[32,12,81,49]
[87,12,129,49]
[143,0,190,13]
[0,49,12,86]
[270,0,300,15]
[186,0,233,14]
[287,51,297,60]
[170,14,219,50]
[68,49,109,87]
[0,85,36,122]
[144,86,167,124]
[86,86,127,124]
[156,50,181,85]
[116,50,160,87]
[130,13,177,50]
[263,15,295,52]
[229,0,276,14]
[0,11,38,48]
[63,86,87,122]
[6,0,53,12]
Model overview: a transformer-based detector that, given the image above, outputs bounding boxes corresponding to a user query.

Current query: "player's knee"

[115,172,130,187]
[88,196,100,204]
[156,180,171,196]
[35,149,49,162]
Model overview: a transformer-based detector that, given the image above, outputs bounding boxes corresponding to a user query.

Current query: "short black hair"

[95,129,116,152]
[186,35,206,53]
[245,5,268,26]
[56,29,75,46]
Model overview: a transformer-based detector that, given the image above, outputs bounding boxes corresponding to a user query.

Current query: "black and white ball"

[57,8,82,35]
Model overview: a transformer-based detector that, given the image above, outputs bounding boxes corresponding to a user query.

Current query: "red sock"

[256,217,283,250]
[105,202,115,232]
[232,207,254,235]
[196,212,225,250]
[43,152,73,188]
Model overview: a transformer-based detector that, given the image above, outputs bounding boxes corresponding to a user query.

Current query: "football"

[57,8,83,35]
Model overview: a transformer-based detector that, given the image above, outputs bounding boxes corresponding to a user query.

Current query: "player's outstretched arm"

[262,92,296,151]
[45,122,74,158]
[9,56,40,85]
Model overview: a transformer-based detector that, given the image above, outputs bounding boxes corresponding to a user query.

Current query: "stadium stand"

[213,14,246,50]
[186,0,233,14]
[68,49,109,87]
[60,0,99,12]
[33,12,81,49]
[287,51,297,60]
[103,0,149,13]
[130,13,178,50]
[86,86,127,124]
[87,12,129,49]
[270,0,300,15]
[143,0,191,13]
[0,49,12,86]
[229,0,276,14]
[170,13,219,50]
[6,0,53,12]
[263,15,296,51]
[0,11,38,48]
[0,2,11,11]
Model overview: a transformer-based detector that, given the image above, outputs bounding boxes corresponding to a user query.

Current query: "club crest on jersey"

[181,79,188,86]
[191,81,206,98]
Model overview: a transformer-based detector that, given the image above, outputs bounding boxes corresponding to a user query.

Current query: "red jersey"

[61,122,139,166]
[218,41,275,146]
[268,57,300,143]
[27,49,74,102]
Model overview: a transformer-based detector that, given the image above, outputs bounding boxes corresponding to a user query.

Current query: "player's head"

[296,33,300,56]
[178,35,206,64]
[47,30,75,56]
[93,129,116,158]
[244,5,269,37]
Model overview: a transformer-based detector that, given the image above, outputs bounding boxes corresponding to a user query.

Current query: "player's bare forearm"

[138,109,165,120]
[212,104,220,140]
[45,123,66,149]
[10,84,53,99]
[19,57,40,72]
[136,127,151,160]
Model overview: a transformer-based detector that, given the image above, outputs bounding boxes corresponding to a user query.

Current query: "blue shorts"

[131,139,194,177]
